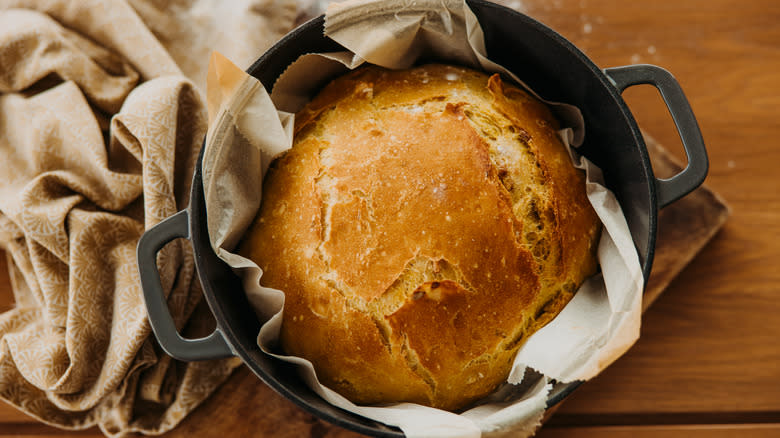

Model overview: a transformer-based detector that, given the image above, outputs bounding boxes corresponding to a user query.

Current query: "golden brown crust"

[239,64,601,411]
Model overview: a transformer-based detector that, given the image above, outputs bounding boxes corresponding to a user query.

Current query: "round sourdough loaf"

[239,64,601,411]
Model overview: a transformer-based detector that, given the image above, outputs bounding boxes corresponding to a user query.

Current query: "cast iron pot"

[138,1,708,435]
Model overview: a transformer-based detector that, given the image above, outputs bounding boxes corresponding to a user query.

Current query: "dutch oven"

[137,1,708,435]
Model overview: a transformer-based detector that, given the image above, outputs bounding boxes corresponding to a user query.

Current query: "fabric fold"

[0,0,301,434]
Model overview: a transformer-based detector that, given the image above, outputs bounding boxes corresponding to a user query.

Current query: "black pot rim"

[189,1,663,435]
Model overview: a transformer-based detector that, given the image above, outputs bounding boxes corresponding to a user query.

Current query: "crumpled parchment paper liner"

[202,0,644,436]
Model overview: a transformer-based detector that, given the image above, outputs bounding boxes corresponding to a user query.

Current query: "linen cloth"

[0,0,297,435]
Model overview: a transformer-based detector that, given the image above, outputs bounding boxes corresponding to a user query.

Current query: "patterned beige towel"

[0,0,296,435]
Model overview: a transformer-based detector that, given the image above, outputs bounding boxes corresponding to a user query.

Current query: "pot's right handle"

[604,64,709,208]
[137,209,234,361]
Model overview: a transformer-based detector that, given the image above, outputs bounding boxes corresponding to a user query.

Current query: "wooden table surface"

[2,0,779,436]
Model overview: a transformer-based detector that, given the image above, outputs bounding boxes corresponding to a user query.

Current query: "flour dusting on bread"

[239,64,601,411]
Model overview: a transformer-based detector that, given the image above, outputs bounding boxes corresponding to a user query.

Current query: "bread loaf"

[239,64,601,411]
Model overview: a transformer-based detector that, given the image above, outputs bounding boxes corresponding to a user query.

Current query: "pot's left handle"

[137,209,233,361]
[605,64,709,209]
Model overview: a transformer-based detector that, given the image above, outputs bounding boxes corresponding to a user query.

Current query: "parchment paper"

[201,0,644,436]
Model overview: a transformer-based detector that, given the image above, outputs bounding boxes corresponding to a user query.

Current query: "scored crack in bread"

[238,64,601,411]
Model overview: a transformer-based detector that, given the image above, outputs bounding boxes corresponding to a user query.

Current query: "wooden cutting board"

[163,132,730,438]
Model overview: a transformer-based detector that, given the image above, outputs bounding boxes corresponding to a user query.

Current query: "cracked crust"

[238,64,601,411]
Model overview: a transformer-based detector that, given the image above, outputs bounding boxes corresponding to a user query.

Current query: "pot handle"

[604,64,709,208]
[137,209,233,361]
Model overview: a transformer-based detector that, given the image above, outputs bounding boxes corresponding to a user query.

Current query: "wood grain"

[166,366,362,438]
[537,424,780,438]
[1,0,779,436]
[641,132,730,311]
[0,399,31,423]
